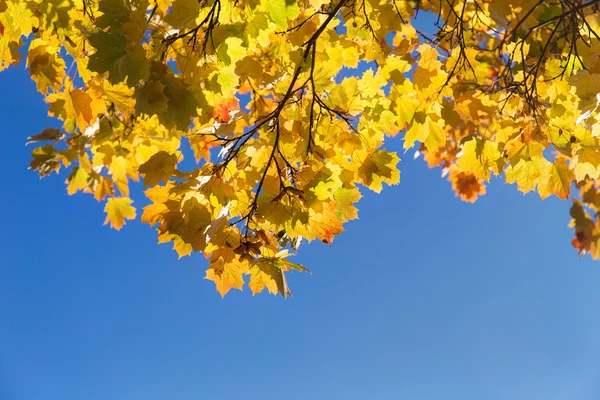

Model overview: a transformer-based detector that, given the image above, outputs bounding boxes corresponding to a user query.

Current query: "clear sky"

[3,25,600,400]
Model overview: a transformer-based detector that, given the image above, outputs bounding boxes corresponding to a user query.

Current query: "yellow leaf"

[67,167,89,195]
[0,37,22,71]
[104,197,136,230]
[68,89,95,130]
[404,114,445,150]
[99,80,135,113]
[357,69,387,99]
[172,236,193,258]
[505,143,551,194]
[46,88,106,132]
[93,176,114,201]
[27,39,66,94]
[574,146,600,181]
[138,151,177,187]
[2,1,36,40]
[457,138,503,180]
[29,145,60,176]
[216,37,246,67]
[249,255,307,297]
[248,262,282,296]
[569,70,600,103]
[538,158,573,200]
[358,150,401,193]
[311,180,336,201]
[306,201,344,244]
[164,0,201,29]
[268,0,300,30]
[333,187,361,222]
[393,88,420,129]
[205,249,248,297]
[109,156,128,181]
[141,202,168,226]
[181,202,212,252]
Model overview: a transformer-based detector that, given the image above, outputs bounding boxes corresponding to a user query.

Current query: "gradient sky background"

[3,12,600,400]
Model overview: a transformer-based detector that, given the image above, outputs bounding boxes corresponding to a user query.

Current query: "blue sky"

[3,21,600,400]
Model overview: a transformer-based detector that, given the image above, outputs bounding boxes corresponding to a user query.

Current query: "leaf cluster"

[4,0,600,295]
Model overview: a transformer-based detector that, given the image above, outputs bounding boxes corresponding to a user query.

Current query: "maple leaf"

[67,167,89,195]
[538,158,573,200]
[450,168,487,203]
[159,75,200,129]
[574,146,600,182]
[29,145,60,176]
[88,31,150,85]
[27,39,66,94]
[93,176,115,201]
[135,81,169,117]
[98,81,136,113]
[268,0,300,30]
[27,128,62,144]
[138,151,177,187]
[46,88,106,132]
[205,249,249,297]
[0,36,22,71]
[248,263,283,296]
[109,156,128,182]
[305,200,344,245]
[358,150,401,193]
[181,200,212,252]
[104,197,136,231]
[68,89,95,129]
[249,251,309,297]
[505,142,552,194]
[35,0,71,31]
[1,0,36,40]
[456,138,503,180]
[164,0,201,29]
[212,97,240,124]
[333,187,361,222]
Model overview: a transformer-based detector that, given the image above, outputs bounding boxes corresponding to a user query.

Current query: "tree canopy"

[3,0,600,296]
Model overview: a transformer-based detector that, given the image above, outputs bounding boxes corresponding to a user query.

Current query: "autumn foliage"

[4,0,600,296]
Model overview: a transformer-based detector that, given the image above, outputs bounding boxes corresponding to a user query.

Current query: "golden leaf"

[104,197,136,230]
